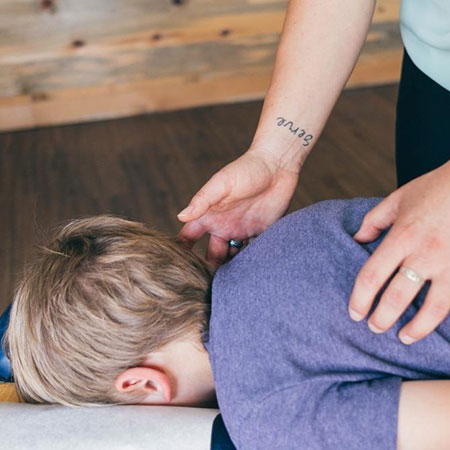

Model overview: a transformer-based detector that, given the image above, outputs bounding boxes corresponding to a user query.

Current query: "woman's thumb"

[353,194,399,242]
[177,175,228,222]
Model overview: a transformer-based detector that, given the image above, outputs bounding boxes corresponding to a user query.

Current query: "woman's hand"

[177,148,299,266]
[349,161,450,344]
[176,0,375,266]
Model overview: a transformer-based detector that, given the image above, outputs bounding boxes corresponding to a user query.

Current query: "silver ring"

[229,239,244,249]
[399,266,424,284]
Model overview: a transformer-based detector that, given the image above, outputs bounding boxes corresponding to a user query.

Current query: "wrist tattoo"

[275,117,314,147]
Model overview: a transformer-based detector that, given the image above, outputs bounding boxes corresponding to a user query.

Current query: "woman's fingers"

[206,235,230,267]
[367,261,426,334]
[348,230,405,320]
[398,278,450,344]
[178,222,246,266]
[353,192,399,243]
[177,221,207,250]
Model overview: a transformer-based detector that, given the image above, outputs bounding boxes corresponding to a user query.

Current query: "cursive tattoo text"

[275,117,314,146]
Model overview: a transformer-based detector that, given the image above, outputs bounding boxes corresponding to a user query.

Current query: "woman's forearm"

[397,380,450,449]
[250,0,376,172]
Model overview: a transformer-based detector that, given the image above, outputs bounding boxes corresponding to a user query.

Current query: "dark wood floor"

[0,84,398,313]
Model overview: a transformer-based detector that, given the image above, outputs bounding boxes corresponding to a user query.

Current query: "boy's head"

[3,215,214,407]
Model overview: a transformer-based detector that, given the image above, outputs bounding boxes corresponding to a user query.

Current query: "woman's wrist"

[248,123,315,174]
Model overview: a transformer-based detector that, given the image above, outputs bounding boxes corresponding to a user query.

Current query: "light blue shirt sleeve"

[400,0,450,91]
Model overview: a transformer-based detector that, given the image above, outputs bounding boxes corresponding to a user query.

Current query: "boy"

[4,197,450,449]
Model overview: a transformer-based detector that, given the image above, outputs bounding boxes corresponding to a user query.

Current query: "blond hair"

[3,215,212,406]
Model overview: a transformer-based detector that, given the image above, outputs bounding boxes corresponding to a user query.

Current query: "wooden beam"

[0,0,402,131]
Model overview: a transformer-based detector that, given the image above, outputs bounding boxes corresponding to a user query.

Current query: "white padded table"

[0,403,219,450]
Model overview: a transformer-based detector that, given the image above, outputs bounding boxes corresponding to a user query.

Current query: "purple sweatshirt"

[204,197,450,450]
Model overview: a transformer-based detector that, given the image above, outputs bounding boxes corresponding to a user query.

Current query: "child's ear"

[114,367,172,404]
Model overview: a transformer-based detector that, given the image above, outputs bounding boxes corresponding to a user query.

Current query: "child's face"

[115,336,217,407]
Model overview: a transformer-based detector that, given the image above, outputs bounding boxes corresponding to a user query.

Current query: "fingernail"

[399,334,415,345]
[349,309,364,322]
[368,322,384,334]
[177,205,194,217]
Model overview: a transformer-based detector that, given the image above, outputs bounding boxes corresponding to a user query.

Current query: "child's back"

[206,197,450,450]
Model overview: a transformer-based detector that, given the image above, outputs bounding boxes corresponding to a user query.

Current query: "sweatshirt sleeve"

[238,376,402,450]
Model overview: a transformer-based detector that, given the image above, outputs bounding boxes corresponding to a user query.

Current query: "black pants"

[396,50,450,188]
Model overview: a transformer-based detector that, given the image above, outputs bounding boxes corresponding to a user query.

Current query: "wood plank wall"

[0,0,402,132]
